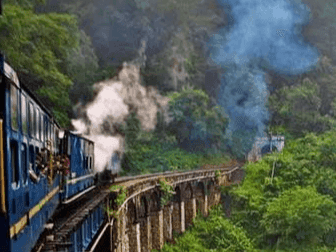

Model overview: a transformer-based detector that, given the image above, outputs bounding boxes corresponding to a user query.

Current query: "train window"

[54,127,58,154]
[41,114,44,142]
[21,94,28,134]
[89,143,93,170]
[85,141,88,170]
[55,128,58,154]
[79,139,82,168]
[45,119,48,142]
[83,140,85,167]
[10,84,19,130]
[48,122,50,141]
[50,124,54,151]
[83,141,86,157]
[87,218,91,240]
[34,108,38,139]
[49,123,52,142]
[36,109,40,140]
[21,144,28,184]
[29,103,35,138]
[67,135,71,156]
[29,145,36,175]
[90,143,94,156]
[11,142,19,188]
[38,114,41,141]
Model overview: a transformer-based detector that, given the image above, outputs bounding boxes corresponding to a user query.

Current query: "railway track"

[36,164,245,252]
[34,171,176,252]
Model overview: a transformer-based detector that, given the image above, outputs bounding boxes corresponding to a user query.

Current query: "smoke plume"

[72,41,170,172]
[208,0,319,157]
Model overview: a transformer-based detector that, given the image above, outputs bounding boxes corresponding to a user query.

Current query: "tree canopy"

[168,88,229,153]
[0,3,83,126]
[230,130,336,251]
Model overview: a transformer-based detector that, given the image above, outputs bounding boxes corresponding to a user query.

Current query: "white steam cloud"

[71,45,170,173]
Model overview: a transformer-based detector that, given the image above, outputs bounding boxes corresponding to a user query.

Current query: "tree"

[261,186,336,247]
[268,77,334,136]
[0,4,80,126]
[168,88,229,153]
[66,30,99,105]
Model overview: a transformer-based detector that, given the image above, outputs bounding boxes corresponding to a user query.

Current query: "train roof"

[68,131,94,144]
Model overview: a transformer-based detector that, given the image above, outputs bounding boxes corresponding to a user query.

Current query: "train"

[0,54,120,251]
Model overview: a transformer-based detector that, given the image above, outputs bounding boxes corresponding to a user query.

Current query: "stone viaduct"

[88,166,243,252]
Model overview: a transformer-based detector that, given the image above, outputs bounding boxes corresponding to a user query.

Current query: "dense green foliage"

[262,186,336,246]
[160,131,336,252]
[153,205,255,252]
[269,56,336,138]
[120,89,231,175]
[229,130,336,251]
[168,88,229,153]
[158,178,174,207]
[121,131,231,176]
[0,2,81,126]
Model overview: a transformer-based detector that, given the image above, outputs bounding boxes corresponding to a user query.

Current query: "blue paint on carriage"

[1,56,61,252]
[4,89,60,226]
[1,56,111,252]
[69,205,105,252]
[62,133,95,201]
[10,191,59,252]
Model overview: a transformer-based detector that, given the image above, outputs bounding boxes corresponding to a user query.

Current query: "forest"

[2,0,336,251]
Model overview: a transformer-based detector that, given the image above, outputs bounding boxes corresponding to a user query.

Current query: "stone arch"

[207,180,216,208]
[173,186,181,202]
[139,195,150,252]
[150,190,163,250]
[126,199,137,251]
[194,181,206,216]
[183,183,193,201]
[138,195,148,219]
[127,199,137,225]
[172,186,181,233]
[184,183,195,229]
[149,190,161,214]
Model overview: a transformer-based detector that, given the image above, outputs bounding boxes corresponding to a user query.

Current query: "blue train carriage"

[60,131,95,204]
[68,202,105,252]
[0,55,65,252]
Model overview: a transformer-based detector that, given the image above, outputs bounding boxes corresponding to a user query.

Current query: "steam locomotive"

[0,55,119,251]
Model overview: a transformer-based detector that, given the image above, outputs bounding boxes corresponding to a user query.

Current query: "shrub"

[261,186,336,247]
[158,178,174,207]
[154,205,256,252]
